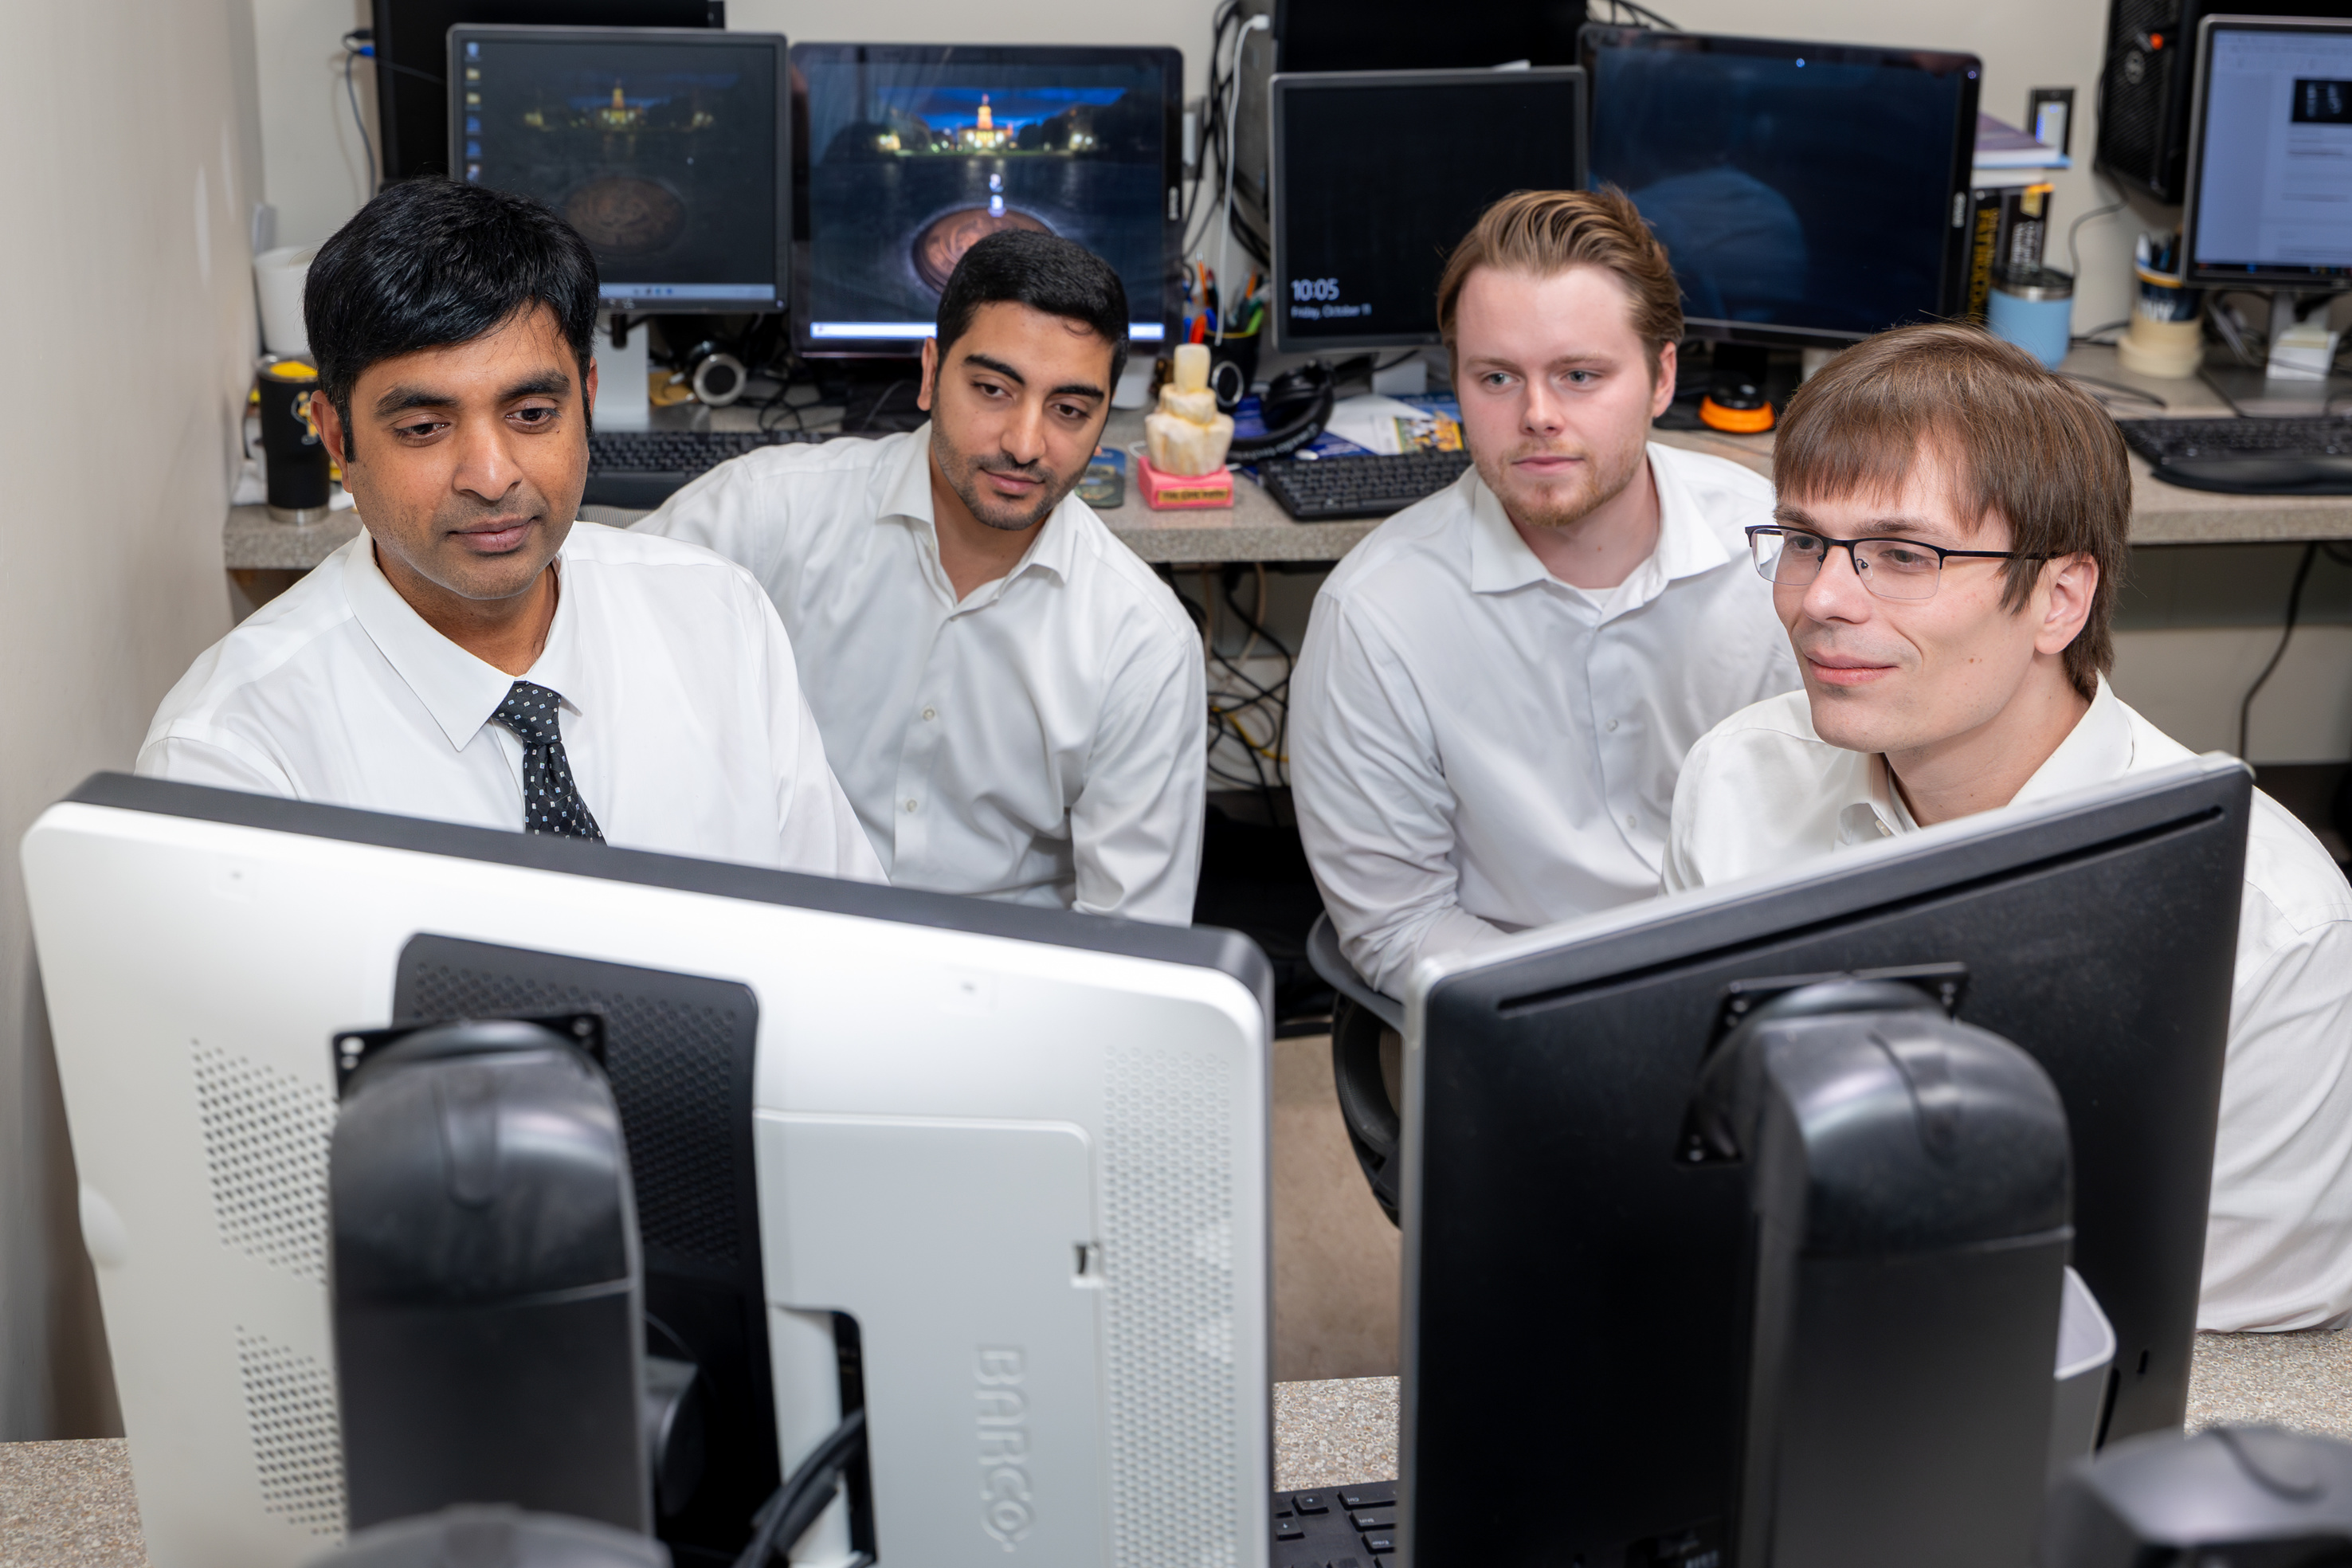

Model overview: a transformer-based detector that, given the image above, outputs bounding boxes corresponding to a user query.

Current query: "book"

[1973,112,2069,171]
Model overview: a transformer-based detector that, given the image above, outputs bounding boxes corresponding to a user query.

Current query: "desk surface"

[220,347,2352,577]
[6,1334,2347,1566]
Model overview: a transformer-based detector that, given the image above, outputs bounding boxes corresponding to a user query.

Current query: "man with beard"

[139,178,881,880]
[638,230,1205,922]
[1291,188,1797,994]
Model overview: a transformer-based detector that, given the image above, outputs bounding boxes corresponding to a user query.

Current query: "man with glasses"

[1666,323,2352,1331]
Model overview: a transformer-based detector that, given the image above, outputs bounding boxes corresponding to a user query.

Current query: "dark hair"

[935,229,1129,389]
[1774,323,2128,700]
[305,178,602,441]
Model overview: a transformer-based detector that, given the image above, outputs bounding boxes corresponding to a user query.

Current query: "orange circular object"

[1699,396,1775,433]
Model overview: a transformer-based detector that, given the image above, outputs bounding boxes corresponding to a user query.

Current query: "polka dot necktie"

[491,680,605,842]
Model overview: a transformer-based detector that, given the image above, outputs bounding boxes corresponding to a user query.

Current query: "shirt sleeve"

[634,459,786,582]
[749,584,887,884]
[1291,591,1510,998]
[136,732,298,797]
[2197,892,2352,1331]
[1068,629,1206,925]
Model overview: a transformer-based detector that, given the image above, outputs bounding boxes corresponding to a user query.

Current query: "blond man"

[1666,323,2352,1331]
[1292,189,1798,995]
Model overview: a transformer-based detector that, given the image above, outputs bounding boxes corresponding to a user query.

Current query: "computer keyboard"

[2115,416,2352,495]
[582,428,828,508]
[1258,450,1474,520]
[1273,1480,1397,1563]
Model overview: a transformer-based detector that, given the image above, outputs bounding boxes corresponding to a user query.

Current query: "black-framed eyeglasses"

[1745,526,2048,602]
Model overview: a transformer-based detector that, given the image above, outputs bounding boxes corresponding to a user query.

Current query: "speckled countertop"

[7,1335,2346,1564]
[221,347,2352,578]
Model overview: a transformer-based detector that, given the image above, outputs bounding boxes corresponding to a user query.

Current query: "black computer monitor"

[1274,0,1587,73]
[450,25,788,314]
[1268,68,1586,355]
[1401,757,2251,1565]
[1579,25,1982,348]
[790,43,1181,358]
[2182,15,2352,288]
[371,0,723,182]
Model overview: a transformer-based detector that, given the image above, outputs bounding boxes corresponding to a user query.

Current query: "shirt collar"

[342,531,578,752]
[1831,674,2130,845]
[1466,442,1732,602]
[878,422,1081,598]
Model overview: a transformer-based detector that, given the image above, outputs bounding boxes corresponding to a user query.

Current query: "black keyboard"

[2116,416,2352,495]
[1259,450,1474,520]
[1273,1480,1397,1564]
[582,428,828,508]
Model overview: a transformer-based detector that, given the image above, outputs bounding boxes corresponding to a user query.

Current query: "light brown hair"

[1773,323,2127,700]
[1435,186,1684,377]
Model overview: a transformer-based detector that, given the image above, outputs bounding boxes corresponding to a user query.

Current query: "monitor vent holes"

[192,1043,335,1283]
[235,1328,346,1535]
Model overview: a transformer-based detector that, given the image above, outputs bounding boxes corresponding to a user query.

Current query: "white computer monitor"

[2182,14,2352,288]
[23,774,1272,1568]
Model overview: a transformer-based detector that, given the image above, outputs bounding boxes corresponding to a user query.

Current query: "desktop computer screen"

[1401,757,2250,1565]
[791,43,1180,356]
[2184,17,2352,286]
[1274,0,1586,73]
[1269,68,1586,353]
[370,1,723,182]
[1580,26,1982,346]
[450,25,788,312]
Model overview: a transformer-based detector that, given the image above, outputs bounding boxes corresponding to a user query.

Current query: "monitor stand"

[593,312,652,432]
[2201,291,2352,417]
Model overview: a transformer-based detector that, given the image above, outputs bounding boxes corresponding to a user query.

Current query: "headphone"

[1226,360,1335,465]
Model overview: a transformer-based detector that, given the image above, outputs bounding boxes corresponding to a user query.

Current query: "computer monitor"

[1268,68,1586,354]
[1273,0,1586,73]
[1399,756,2250,1565]
[451,25,788,314]
[24,774,1270,1568]
[2182,15,2352,288]
[369,0,723,183]
[1579,25,1982,347]
[790,43,1181,357]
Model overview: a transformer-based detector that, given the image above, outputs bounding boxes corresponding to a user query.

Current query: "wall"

[0,0,261,1439]
[251,0,377,249]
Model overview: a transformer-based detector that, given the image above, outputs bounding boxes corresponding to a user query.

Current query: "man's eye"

[1876,546,1938,571]
[1785,532,1829,558]
[1482,373,1512,388]
[1565,370,1597,386]
[974,381,1008,399]
[512,406,558,426]
[394,421,443,441]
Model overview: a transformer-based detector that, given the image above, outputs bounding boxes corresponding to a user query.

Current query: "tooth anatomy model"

[1145,343,1236,476]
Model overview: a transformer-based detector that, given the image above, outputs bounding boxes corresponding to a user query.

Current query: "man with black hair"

[139,179,880,879]
[640,229,1205,923]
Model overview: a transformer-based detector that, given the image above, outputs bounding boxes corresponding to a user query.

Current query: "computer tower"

[2095,0,2352,203]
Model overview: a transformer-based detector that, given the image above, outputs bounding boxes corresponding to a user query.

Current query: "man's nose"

[450,417,522,503]
[1798,542,1875,622]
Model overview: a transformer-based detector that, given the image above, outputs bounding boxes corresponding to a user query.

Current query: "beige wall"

[0,0,261,1439]
[251,0,376,249]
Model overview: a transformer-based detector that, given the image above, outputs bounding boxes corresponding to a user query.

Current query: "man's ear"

[2034,552,2099,659]
[583,357,599,429]
[312,390,349,470]
[917,337,939,413]
[1648,339,1679,420]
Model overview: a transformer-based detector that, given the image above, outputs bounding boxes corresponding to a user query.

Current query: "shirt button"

[1605,719,1619,732]
[1625,813,1637,829]
[904,798,919,813]
[921,707,937,721]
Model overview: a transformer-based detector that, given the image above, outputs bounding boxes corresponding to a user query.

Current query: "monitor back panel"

[1402,766,2248,1564]
[23,785,1269,1568]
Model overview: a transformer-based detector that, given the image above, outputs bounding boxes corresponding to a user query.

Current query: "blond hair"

[1435,187,1684,375]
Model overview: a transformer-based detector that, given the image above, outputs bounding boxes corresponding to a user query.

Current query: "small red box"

[1136,457,1234,510]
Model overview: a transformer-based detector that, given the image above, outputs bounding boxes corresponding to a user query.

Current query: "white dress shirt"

[636,427,1206,924]
[139,523,883,880]
[1292,443,1800,996]
[1666,680,2352,1331]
